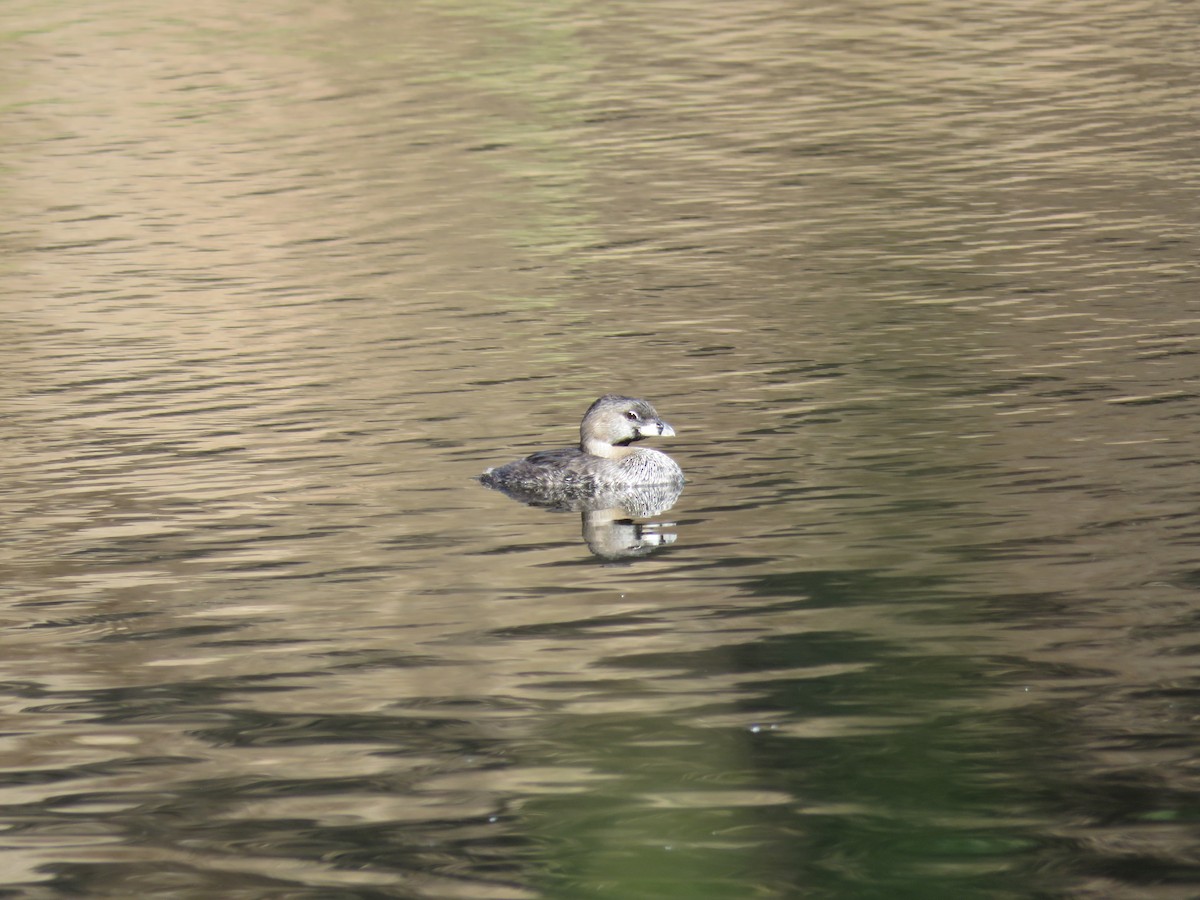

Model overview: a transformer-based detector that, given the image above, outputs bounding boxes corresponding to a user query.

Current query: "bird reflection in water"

[480,479,684,561]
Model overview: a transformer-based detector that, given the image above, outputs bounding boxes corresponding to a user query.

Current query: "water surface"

[1,0,1198,897]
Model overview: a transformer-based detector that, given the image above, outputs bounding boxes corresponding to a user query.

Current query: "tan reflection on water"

[1,0,1198,896]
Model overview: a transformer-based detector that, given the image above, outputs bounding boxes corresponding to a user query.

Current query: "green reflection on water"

[513,573,1052,899]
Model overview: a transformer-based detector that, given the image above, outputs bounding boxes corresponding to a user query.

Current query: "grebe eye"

[625,410,639,420]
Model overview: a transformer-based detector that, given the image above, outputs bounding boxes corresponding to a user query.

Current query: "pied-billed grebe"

[481,394,684,492]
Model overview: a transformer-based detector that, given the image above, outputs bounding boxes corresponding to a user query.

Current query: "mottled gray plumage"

[481,394,684,492]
